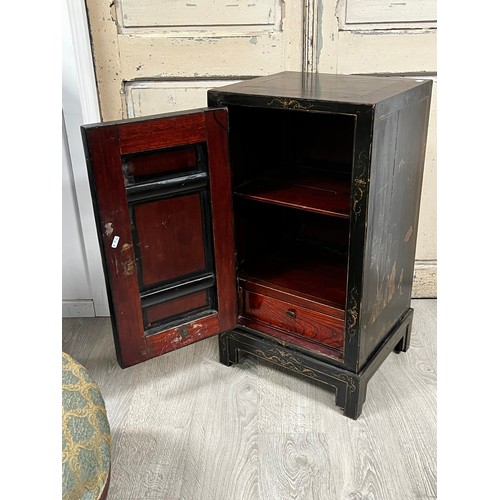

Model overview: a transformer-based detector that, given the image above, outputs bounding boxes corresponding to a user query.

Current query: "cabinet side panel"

[359,90,431,367]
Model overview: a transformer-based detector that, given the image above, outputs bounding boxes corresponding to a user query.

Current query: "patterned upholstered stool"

[62,353,111,500]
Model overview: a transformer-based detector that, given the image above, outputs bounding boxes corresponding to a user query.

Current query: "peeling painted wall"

[84,0,437,296]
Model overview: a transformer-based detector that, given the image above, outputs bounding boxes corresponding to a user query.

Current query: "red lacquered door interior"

[82,108,236,367]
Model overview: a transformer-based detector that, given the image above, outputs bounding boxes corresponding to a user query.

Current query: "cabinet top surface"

[209,72,430,106]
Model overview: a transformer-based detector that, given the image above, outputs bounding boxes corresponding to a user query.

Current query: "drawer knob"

[285,309,297,319]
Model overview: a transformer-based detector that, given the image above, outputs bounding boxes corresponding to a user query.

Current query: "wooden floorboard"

[62,299,437,500]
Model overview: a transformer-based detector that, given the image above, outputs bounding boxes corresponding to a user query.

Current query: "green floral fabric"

[62,353,111,500]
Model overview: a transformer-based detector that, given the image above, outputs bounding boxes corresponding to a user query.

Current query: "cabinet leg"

[394,316,413,354]
[343,381,367,420]
[218,332,232,366]
[219,331,240,366]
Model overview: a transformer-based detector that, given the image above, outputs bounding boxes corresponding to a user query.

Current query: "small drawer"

[241,290,344,349]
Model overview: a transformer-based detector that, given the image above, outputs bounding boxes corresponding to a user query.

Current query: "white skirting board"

[62,300,96,318]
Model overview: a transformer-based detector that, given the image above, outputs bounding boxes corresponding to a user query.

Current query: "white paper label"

[111,236,120,248]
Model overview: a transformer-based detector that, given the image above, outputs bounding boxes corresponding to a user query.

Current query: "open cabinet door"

[82,108,237,367]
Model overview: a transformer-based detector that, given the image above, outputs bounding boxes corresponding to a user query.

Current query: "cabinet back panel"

[234,200,349,264]
[227,105,355,186]
[289,112,355,169]
[238,247,347,311]
[234,201,348,313]
[297,211,350,253]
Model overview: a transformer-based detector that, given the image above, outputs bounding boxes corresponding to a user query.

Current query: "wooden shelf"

[238,244,348,313]
[233,166,351,218]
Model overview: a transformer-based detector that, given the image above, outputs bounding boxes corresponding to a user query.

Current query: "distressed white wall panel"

[125,80,240,117]
[87,0,302,120]
[119,34,299,81]
[415,79,436,261]
[336,30,436,74]
[86,0,122,120]
[119,0,278,28]
[345,0,436,25]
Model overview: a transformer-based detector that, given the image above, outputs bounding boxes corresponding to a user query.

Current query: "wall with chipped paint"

[64,0,436,318]
[86,0,302,121]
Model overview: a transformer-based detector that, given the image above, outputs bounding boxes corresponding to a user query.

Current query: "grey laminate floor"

[62,299,436,500]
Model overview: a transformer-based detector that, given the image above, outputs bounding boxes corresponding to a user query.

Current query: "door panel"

[82,108,236,367]
[118,0,278,28]
[125,81,240,118]
[344,0,436,27]
[133,194,208,287]
[123,144,200,180]
[144,291,209,328]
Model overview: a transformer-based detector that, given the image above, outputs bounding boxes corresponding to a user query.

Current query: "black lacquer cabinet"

[82,72,432,419]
